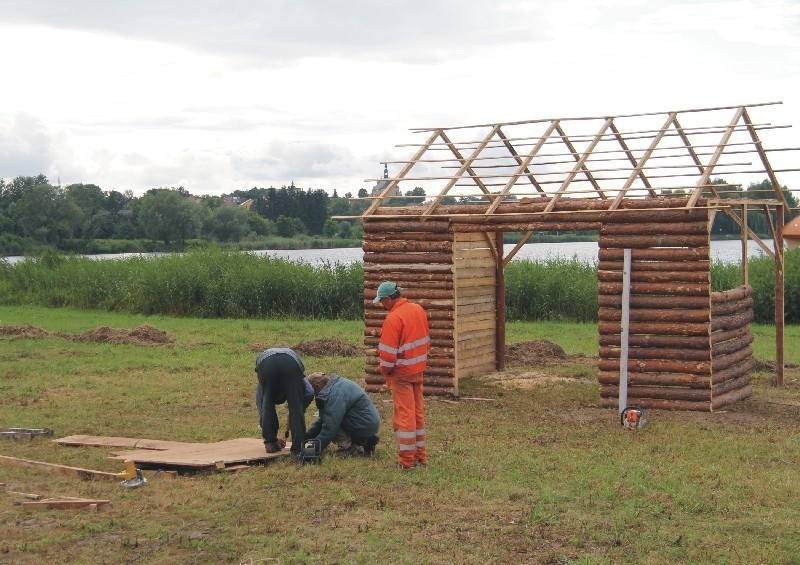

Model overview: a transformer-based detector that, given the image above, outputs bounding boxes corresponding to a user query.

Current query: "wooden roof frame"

[352,102,798,220]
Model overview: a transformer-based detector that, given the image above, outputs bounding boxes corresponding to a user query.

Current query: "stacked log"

[362,219,457,396]
[597,211,719,412]
[710,285,754,408]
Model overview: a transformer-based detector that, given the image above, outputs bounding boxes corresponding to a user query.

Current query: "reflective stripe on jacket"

[378,298,430,377]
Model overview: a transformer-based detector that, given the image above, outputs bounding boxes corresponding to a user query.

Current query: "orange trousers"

[387,373,427,468]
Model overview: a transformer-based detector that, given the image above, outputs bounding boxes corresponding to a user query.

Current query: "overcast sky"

[1,0,799,197]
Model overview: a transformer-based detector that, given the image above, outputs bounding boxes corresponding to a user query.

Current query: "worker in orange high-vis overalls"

[374,280,430,469]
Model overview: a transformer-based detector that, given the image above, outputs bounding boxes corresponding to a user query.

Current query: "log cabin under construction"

[335,102,799,411]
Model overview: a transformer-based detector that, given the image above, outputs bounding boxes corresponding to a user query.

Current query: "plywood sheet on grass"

[108,438,288,468]
[55,435,289,470]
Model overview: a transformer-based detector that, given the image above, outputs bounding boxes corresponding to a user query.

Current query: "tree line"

[0,174,796,256]
[0,176,374,255]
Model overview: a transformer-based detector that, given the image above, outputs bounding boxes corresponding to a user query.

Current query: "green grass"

[0,306,798,563]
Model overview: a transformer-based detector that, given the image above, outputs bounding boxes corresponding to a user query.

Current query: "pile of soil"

[292,338,363,357]
[505,339,568,367]
[0,324,174,346]
[62,325,174,346]
[0,324,50,339]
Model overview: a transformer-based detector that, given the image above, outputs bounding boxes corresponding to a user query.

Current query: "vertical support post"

[619,248,632,413]
[495,232,506,371]
[741,203,749,285]
[776,207,785,387]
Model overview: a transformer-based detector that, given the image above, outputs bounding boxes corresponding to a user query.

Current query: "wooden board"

[56,435,289,471]
[108,438,289,469]
[55,435,191,450]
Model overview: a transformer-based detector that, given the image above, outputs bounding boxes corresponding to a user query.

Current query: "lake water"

[2,239,772,266]
[258,239,773,266]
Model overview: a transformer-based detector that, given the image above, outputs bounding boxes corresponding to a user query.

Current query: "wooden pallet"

[56,435,290,472]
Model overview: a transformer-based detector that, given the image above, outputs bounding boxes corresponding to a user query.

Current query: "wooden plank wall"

[361,219,457,396]
[710,285,754,409]
[453,233,497,383]
[596,208,718,411]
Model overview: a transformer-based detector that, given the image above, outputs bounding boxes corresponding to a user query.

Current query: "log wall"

[362,219,457,396]
[597,210,718,411]
[709,285,754,409]
[596,209,753,411]
[359,198,755,410]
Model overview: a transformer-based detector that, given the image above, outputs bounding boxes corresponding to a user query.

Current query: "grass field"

[1,306,798,564]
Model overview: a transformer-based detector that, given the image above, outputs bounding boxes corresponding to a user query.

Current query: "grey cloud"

[0,114,55,179]
[0,0,543,64]
[230,139,356,182]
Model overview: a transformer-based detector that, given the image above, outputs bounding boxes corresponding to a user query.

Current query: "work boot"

[362,435,380,456]
[264,441,282,454]
[334,444,358,458]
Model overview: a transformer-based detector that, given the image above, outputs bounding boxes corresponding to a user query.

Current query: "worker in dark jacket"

[255,347,310,457]
[255,377,314,445]
[305,373,380,457]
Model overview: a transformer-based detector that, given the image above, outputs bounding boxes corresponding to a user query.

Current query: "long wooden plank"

[21,499,111,510]
[0,455,133,481]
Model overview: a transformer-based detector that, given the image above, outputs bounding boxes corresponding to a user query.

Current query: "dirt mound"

[292,338,363,357]
[63,324,174,346]
[0,323,174,346]
[505,339,567,366]
[0,324,50,339]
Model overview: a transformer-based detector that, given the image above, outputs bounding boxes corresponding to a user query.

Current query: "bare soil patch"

[0,324,174,346]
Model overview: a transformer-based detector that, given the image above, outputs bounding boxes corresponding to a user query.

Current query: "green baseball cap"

[373,280,400,303]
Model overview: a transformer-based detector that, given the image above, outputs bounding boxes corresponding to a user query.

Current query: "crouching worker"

[305,373,380,457]
[255,347,313,459]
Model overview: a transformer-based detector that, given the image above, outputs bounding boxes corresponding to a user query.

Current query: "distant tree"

[207,205,250,242]
[0,174,49,213]
[86,209,115,239]
[405,187,426,205]
[275,215,296,238]
[200,195,225,210]
[357,188,369,198]
[138,189,202,245]
[323,219,338,238]
[328,197,352,217]
[64,183,106,239]
[246,213,274,236]
[337,221,353,239]
[8,182,82,244]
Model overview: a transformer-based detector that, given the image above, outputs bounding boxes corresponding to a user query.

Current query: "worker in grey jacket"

[305,373,380,457]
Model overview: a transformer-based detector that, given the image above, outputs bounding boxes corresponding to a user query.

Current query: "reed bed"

[1,248,798,323]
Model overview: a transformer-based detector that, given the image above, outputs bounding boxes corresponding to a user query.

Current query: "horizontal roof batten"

[408,102,782,133]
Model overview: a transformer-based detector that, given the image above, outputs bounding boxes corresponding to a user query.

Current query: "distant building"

[239,198,254,210]
[371,164,400,198]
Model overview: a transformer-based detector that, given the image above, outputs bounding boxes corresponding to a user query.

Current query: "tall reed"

[1,248,798,323]
[504,257,598,322]
[0,249,363,319]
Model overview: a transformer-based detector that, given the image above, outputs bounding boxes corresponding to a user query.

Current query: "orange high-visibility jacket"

[378,298,430,378]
